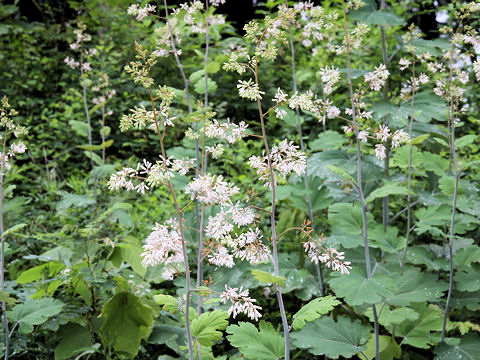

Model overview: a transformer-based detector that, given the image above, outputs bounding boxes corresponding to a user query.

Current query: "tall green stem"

[163,0,203,323]
[288,26,324,296]
[441,41,459,342]
[342,5,379,359]
[1,131,9,360]
[149,88,194,360]
[380,0,390,234]
[196,0,210,316]
[254,62,290,360]
[400,44,416,273]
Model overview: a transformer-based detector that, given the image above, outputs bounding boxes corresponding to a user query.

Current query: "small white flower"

[375,143,387,160]
[358,130,369,143]
[237,79,265,101]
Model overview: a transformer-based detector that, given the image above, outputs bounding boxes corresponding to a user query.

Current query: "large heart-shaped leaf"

[99,291,154,358]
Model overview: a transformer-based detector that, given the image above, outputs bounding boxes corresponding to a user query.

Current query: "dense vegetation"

[1,0,480,359]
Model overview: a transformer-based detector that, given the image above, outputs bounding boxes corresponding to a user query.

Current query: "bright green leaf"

[367,183,410,202]
[251,269,286,288]
[191,310,229,347]
[205,61,220,74]
[309,131,346,151]
[329,269,391,306]
[411,134,430,145]
[326,165,356,186]
[391,145,422,169]
[153,294,179,313]
[0,291,16,306]
[455,264,480,292]
[454,135,476,149]
[16,261,65,284]
[227,321,284,359]
[292,296,340,330]
[359,335,401,360]
[2,223,26,238]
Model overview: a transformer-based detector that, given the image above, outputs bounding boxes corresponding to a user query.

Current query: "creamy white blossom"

[141,220,184,271]
[220,285,262,321]
[237,79,265,101]
[375,143,387,160]
[185,174,239,205]
[364,64,390,91]
[208,245,234,268]
[249,140,306,187]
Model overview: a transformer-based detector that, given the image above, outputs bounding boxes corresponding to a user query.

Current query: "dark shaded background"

[9,0,445,37]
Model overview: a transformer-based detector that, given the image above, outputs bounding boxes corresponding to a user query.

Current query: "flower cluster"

[207,245,234,268]
[249,140,306,187]
[202,201,271,267]
[320,66,341,95]
[127,3,156,21]
[314,99,340,124]
[124,42,157,88]
[343,123,410,160]
[474,60,480,81]
[119,103,176,132]
[0,97,28,172]
[107,156,195,193]
[204,118,248,144]
[205,204,255,241]
[373,125,409,160]
[303,239,352,275]
[209,0,226,6]
[364,64,390,92]
[92,73,116,106]
[297,4,338,51]
[141,219,184,279]
[336,23,370,55]
[237,79,265,101]
[185,174,239,205]
[220,285,262,321]
[231,228,271,264]
[64,23,96,72]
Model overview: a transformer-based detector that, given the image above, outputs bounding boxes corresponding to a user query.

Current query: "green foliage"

[251,269,286,287]
[2,1,480,359]
[154,294,179,313]
[54,323,94,360]
[394,303,444,349]
[291,296,340,330]
[434,333,480,359]
[226,321,285,360]
[7,298,64,334]
[329,269,390,306]
[366,183,410,202]
[99,291,154,358]
[360,335,401,360]
[291,316,370,358]
[191,310,229,347]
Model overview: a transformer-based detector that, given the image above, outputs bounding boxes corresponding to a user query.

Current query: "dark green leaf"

[291,316,370,358]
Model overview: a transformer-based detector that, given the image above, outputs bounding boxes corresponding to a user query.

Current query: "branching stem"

[288,25,324,296]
